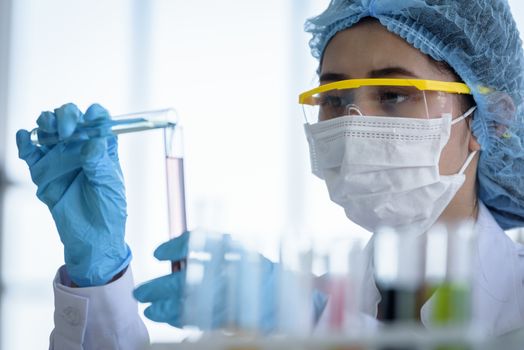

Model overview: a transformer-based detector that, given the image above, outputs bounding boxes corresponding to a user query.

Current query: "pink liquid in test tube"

[164,124,188,272]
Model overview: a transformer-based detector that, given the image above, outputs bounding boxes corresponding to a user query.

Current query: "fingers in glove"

[105,133,120,162]
[30,141,84,184]
[133,272,185,303]
[85,103,118,153]
[81,138,106,167]
[26,111,86,206]
[154,231,190,262]
[143,299,183,327]
[30,142,84,206]
[54,103,82,140]
[80,137,124,188]
[84,103,109,122]
[36,111,57,133]
[16,129,44,167]
[81,104,122,181]
[84,104,120,162]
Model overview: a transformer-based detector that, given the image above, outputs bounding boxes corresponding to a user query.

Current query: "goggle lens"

[303,86,454,124]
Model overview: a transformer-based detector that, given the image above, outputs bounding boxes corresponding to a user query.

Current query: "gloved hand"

[133,231,277,333]
[16,103,131,287]
[133,232,190,328]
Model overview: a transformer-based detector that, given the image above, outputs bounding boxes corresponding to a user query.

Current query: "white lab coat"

[49,266,149,349]
[50,202,523,349]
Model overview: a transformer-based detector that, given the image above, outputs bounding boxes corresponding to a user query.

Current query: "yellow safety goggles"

[298,78,472,123]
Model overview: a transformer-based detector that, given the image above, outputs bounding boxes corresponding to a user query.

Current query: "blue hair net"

[305,0,524,230]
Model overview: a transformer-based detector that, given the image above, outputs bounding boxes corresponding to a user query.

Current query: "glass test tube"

[220,234,267,335]
[374,229,426,324]
[429,223,474,327]
[237,247,263,334]
[164,124,188,272]
[278,234,314,335]
[422,223,475,350]
[312,237,366,336]
[374,230,425,350]
[182,231,225,330]
[30,108,177,146]
[324,239,351,333]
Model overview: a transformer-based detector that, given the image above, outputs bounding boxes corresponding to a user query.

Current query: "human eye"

[318,93,344,108]
[378,89,409,105]
[317,92,350,119]
[373,86,424,116]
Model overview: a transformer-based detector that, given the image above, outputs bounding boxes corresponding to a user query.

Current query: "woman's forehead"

[320,21,449,81]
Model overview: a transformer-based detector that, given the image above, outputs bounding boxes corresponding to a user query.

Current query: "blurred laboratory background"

[1,0,524,348]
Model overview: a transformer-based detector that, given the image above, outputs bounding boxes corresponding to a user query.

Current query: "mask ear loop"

[451,106,477,125]
[453,106,478,175]
[458,150,478,175]
[345,104,363,116]
[302,104,309,124]
[423,91,430,118]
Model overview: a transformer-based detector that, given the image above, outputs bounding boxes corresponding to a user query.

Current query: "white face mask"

[304,107,477,234]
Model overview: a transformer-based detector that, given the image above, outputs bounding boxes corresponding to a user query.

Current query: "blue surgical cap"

[305,0,524,230]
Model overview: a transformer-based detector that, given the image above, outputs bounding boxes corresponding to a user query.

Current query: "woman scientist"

[15,0,524,348]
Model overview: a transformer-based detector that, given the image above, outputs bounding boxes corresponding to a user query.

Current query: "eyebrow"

[319,72,350,83]
[319,67,420,83]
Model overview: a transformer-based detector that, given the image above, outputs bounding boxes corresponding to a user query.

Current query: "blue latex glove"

[16,103,131,287]
[133,232,190,328]
[133,231,277,333]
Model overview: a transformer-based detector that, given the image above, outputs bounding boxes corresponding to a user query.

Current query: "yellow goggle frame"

[298,78,472,105]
